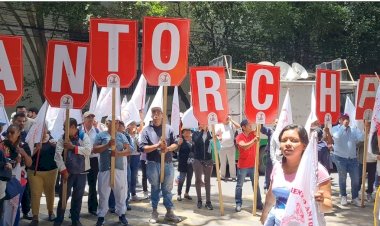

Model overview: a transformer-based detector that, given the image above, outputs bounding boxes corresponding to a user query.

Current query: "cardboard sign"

[356,75,379,120]
[90,18,137,88]
[143,17,190,86]
[316,69,340,124]
[190,67,228,125]
[0,35,23,106]
[245,63,280,124]
[44,40,91,109]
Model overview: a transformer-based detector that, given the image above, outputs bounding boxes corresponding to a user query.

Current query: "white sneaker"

[352,197,361,207]
[367,193,373,203]
[341,196,348,206]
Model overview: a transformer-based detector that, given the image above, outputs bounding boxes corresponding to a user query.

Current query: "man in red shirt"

[234,119,263,212]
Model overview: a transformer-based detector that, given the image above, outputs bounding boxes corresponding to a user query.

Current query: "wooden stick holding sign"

[61,109,70,210]
[160,86,168,183]
[253,124,261,215]
[211,124,225,216]
[361,120,370,207]
[110,87,116,188]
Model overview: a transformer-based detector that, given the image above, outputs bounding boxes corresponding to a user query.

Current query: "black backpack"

[371,131,380,155]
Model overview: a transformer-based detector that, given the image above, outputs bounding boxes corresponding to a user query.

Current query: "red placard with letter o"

[143,17,190,86]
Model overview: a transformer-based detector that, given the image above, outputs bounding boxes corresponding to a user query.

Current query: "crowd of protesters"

[0,104,376,226]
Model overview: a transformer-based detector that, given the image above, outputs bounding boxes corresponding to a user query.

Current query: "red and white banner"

[356,75,379,120]
[44,40,91,109]
[190,67,228,125]
[90,18,137,88]
[0,35,23,106]
[143,17,190,86]
[245,63,280,124]
[316,69,340,125]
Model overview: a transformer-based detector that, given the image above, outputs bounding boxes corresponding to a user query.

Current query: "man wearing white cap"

[139,106,180,223]
[93,115,132,226]
[80,111,100,216]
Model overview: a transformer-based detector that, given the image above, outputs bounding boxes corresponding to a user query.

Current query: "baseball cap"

[83,111,95,118]
[340,113,350,120]
[151,106,162,112]
[240,119,249,127]
[125,120,136,126]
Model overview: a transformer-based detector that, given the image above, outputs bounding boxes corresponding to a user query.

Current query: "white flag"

[182,106,198,130]
[94,87,121,122]
[25,101,49,152]
[89,83,98,113]
[130,75,147,111]
[305,85,318,136]
[144,86,163,126]
[270,90,293,163]
[368,85,380,155]
[47,106,83,140]
[281,132,324,226]
[121,95,140,125]
[0,105,10,133]
[171,86,180,137]
[344,96,360,129]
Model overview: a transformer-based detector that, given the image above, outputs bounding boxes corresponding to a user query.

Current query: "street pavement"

[20,167,375,226]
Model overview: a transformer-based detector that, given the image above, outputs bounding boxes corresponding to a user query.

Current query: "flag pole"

[62,108,70,210]
[211,124,224,216]
[253,124,261,215]
[110,87,116,188]
[160,86,168,183]
[374,186,380,226]
[361,120,369,207]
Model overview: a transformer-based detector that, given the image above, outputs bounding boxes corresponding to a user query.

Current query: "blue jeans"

[55,174,87,223]
[333,155,360,199]
[129,155,140,196]
[235,167,262,206]
[146,161,174,209]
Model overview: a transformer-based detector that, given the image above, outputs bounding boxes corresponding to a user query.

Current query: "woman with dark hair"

[191,125,214,210]
[0,125,32,226]
[260,124,332,225]
[27,124,57,225]
[176,128,193,201]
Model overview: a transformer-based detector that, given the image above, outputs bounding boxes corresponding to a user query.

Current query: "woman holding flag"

[260,124,332,225]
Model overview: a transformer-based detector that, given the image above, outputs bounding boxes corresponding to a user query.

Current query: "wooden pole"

[160,86,168,183]
[211,124,224,216]
[374,186,380,226]
[253,124,261,215]
[110,87,116,188]
[361,122,369,207]
[61,109,70,210]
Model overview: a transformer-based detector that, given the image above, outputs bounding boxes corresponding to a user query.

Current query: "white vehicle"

[226,77,357,174]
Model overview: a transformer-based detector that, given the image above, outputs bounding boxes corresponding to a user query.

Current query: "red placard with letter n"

[356,74,379,120]
[190,67,228,125]
[0,35,23,106]
[245,63,280,124]
[44,40,91,109]
[316,69,340,125]
[90,18,137,88]
[143,17,190,86]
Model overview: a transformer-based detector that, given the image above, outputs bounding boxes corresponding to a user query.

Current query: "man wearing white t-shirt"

[215,116,240,181]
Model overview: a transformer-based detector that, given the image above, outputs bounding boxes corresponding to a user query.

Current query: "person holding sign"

[191,124,214,210]
[331,114,363,206]
[260,124,332,225]
[93,116,131,226]
[234,119,263,212]
[139,106,180,224]
[54,118,91,226]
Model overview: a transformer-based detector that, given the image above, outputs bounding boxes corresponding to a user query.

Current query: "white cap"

[125,120,136,126]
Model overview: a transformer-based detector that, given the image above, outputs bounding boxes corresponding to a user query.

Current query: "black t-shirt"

[30,140,57,171]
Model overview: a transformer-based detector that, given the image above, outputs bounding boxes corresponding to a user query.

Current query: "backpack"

[371,131,379,155]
